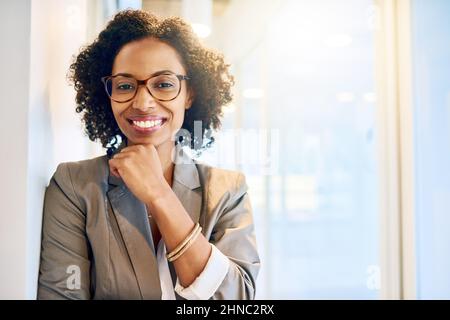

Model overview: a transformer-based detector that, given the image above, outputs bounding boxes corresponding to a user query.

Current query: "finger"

[110,166,120,178]
[108,159,121,178]
[141,143,156,151]
[112,152,128,159]
[117,147,133,154]
[110,167,120,178]
[121,144,154,154]
[120,144,143,153]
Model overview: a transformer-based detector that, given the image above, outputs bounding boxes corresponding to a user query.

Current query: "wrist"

[145,184,174,213]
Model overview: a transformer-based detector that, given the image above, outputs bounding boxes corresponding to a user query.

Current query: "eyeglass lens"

[105,74,181,102]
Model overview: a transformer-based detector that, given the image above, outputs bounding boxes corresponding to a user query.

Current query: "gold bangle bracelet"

[167,226,202,262]
[166,223,200,260]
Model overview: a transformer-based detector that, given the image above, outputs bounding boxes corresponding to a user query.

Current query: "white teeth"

[132,119,163,128]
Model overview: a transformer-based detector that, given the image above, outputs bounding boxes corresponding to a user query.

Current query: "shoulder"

[52,155,108,185]
[44,156,108,214]
[195,161,249,206]
[50,155,109,209]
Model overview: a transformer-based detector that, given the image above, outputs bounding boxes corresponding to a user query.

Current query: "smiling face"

[110,37,193,148]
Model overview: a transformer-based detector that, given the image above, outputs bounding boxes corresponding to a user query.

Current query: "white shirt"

[156,239,230,300]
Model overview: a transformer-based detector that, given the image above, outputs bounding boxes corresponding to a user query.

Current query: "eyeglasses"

[101,72,190,103]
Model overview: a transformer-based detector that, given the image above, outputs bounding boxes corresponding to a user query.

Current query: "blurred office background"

[1,0,449,299]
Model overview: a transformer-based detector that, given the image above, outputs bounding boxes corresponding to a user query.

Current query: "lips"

[126,115,168,133]
[127,115,167,122]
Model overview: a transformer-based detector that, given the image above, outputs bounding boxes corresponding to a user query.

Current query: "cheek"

[172,108,187,129]
[172,92,190,125]
[166,103,187,126]
[111,103,126,121]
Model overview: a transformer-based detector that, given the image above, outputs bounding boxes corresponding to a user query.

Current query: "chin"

[127,135,169,147]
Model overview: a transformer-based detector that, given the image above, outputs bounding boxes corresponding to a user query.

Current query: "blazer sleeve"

[37,163,91,300]
[210,173,261,300]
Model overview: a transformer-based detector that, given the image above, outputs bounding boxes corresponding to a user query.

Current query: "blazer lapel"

[171,146,202,223]
[107,173,162,299]
[167,146,203,298]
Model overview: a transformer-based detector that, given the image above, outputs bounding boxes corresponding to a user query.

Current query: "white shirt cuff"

[174,244,229,300]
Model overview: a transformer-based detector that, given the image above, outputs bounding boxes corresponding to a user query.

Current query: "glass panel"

[197,0,380,299]
[411,0,450,299]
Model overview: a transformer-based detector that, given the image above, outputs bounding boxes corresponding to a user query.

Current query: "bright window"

[198,0,380,299]
[412,0,450,299]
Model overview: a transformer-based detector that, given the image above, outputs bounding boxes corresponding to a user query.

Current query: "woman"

[37,10,260,300]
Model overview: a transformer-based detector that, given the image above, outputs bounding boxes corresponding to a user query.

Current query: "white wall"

[0,0,103,299]
[0,0,31,300]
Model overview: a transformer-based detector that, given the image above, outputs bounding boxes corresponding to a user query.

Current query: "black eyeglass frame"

[101,73,190,103]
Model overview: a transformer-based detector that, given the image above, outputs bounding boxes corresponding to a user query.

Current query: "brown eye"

[116,83,135,91]
[154,82,174,89]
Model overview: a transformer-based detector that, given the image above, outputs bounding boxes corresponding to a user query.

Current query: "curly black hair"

[68,9,234,157]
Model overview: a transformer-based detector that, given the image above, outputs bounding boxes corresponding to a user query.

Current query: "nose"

[132,85,157,111]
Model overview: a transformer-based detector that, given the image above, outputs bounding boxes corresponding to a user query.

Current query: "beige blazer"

[37,146,260,300]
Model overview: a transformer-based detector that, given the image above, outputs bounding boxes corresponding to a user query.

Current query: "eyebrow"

[111,70,177,79]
